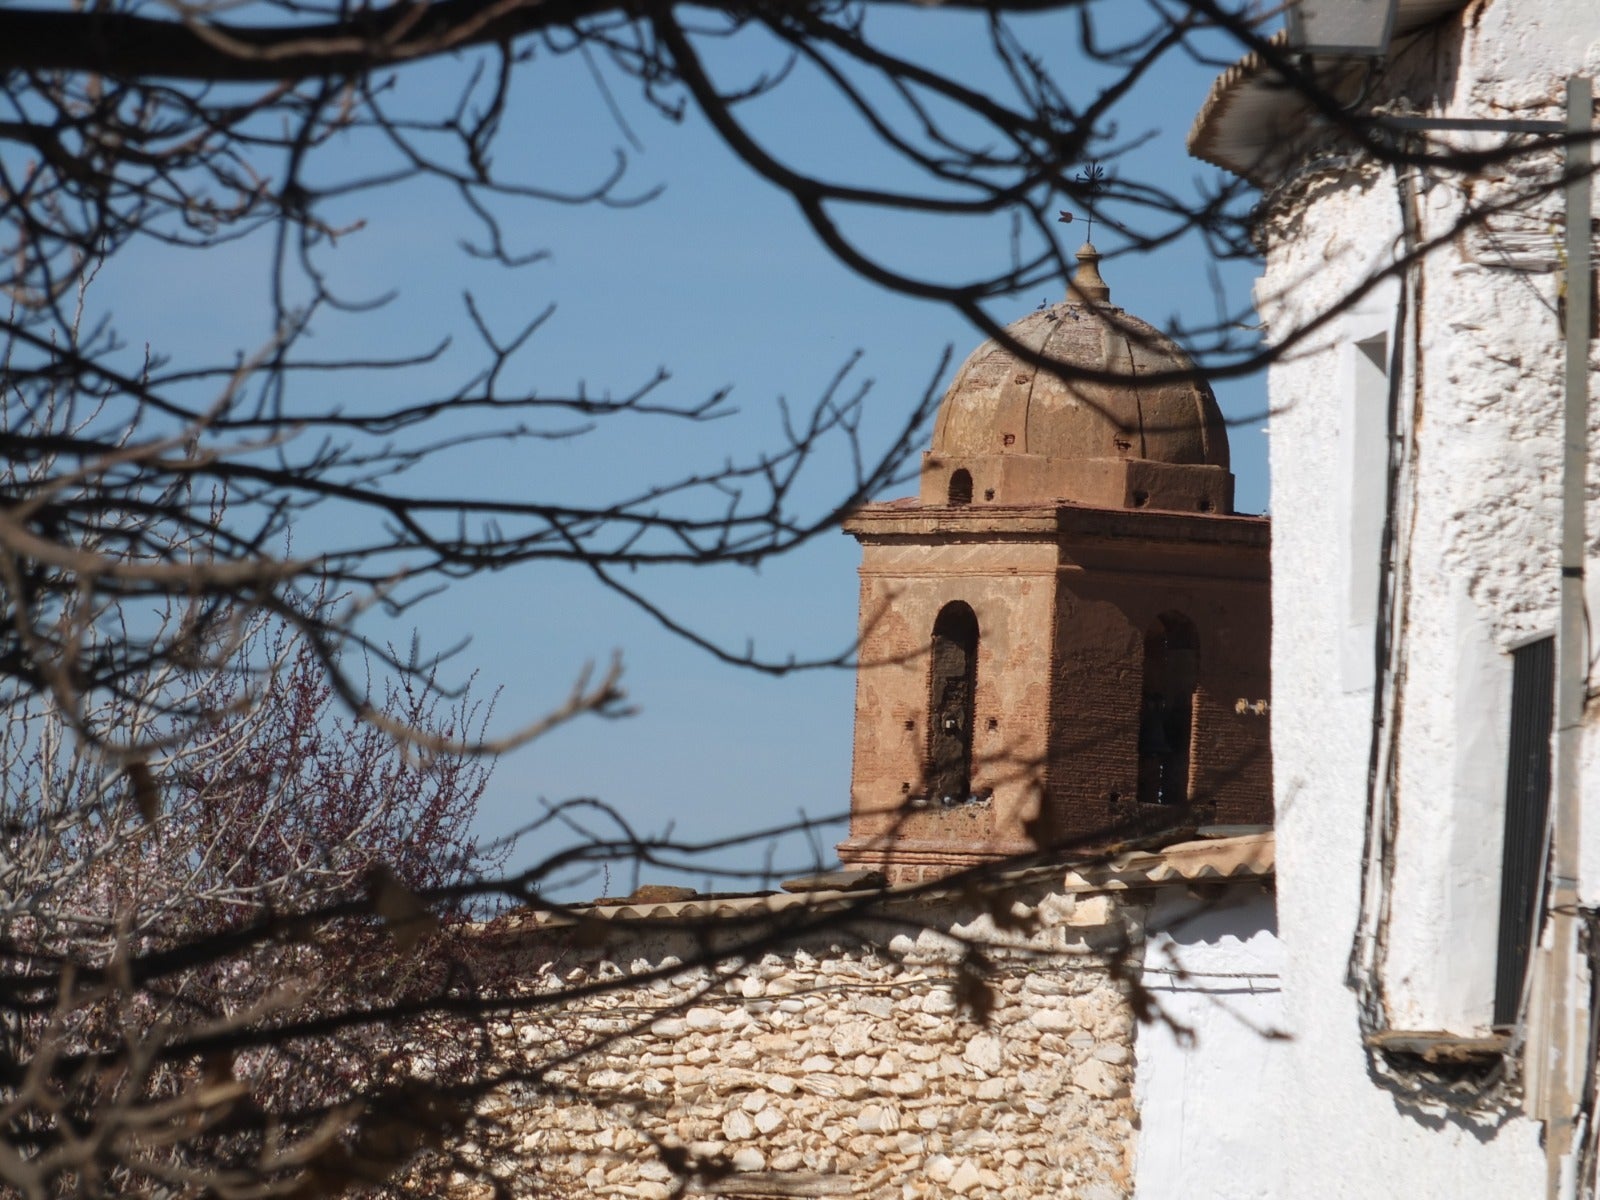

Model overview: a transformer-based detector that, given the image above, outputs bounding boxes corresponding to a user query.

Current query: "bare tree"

[0,567,515,1193]
[2,0,1595,1193]
[4,0,1581,720]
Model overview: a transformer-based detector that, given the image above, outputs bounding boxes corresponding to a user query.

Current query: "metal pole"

[1546,72,1591,1200]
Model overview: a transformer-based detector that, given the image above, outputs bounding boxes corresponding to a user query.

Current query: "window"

[1494,635,1555,1026]
[948,469,973,505]
[1138,613,1199,805]
[927,602,978,805]
[1338,325,1392,692]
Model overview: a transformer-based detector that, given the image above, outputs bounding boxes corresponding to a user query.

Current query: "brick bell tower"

[837,246,1272,885]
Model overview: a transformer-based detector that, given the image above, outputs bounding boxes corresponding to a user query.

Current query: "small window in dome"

[948,470,973,506]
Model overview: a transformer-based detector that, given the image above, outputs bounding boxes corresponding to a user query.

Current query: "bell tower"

[837,248,1273,884]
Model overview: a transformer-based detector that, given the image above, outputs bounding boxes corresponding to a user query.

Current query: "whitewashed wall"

[1132,886,1285,1200]
[1242,0,1600,1192]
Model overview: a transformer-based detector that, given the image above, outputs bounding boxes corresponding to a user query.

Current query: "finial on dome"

[1069,242,1110,304]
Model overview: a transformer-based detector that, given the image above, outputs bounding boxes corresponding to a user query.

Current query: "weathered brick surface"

[841,505,1270,881]
[844,532,1059,869]
[1048,527,1272,840]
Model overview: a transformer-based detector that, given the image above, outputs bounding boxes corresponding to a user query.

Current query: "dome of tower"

[921,246,1234,514]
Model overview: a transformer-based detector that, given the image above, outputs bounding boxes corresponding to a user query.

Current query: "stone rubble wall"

[478,889,1140,1200]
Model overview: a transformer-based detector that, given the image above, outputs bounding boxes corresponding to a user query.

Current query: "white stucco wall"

[1235,1,1600,1193]
[1132,885,1285,1200]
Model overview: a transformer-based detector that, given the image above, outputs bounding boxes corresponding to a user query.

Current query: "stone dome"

[920,246,1234,515]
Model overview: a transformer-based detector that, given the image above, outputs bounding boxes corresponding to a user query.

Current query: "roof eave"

[1187,0,1473,183]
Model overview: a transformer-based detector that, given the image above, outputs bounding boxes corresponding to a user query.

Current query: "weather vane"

[1057,161,1108,244]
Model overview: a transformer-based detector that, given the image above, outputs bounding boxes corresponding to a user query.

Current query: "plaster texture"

[1224,0,1600,1191]
[1132,886,1285,1200]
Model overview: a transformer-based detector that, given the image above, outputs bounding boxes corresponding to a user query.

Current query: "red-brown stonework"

[838,253,1271,883]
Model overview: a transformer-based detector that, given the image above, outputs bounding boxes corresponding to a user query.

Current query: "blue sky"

[87,3,1270,899]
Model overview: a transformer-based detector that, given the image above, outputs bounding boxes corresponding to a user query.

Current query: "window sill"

[1363,1030,1511,1066]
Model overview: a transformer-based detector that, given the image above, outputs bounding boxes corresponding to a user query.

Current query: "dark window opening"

[1137,613,1199,805]
[1494,636,1555,1027]
[927,602,979,806]
[948,469,973,506]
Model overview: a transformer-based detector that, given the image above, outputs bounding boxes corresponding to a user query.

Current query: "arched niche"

[948,469,974,505]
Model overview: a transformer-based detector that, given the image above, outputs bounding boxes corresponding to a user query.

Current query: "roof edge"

[484,831,1275,936]
[1187,1,1473,183]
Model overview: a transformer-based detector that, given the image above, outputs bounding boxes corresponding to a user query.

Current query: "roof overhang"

[485,831,1275,937]
[1188,0,1471,184]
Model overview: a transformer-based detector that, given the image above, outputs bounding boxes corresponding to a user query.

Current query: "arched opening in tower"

[927,601,979,805]
[1138,612,1199,805]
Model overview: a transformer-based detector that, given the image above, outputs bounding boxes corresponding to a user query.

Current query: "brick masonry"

[839,505,1270,881]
